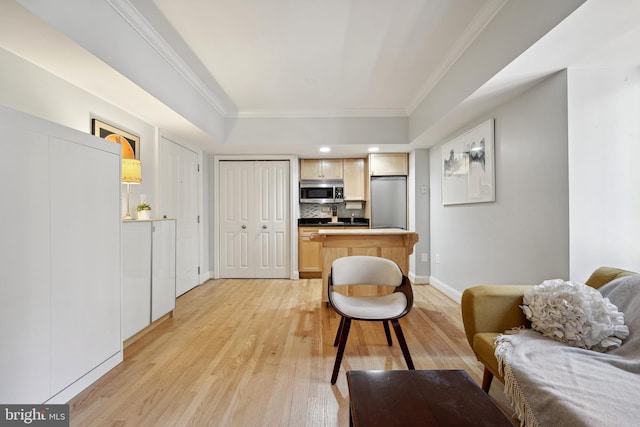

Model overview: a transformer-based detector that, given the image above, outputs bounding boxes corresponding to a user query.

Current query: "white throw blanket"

[495,274,640,427]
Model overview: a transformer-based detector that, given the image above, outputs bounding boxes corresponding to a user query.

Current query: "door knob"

[262,225,268,229]
[241,225,247,229]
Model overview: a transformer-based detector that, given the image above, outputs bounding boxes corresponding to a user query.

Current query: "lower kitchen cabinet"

[298,226,369,278]
[299,227,323,277]
[123,219,176,341]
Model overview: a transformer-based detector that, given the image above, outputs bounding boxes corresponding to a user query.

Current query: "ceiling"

[150,0,492,117]
[2,0,640,157]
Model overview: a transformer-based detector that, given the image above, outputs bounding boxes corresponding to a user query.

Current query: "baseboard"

[201,271,215,283]
[45,351,123,404]
[124,311,173,349]
[429,276,463,304]
[409,272,429,285]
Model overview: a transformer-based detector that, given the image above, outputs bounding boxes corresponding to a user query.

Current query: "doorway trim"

[213,155,299,280]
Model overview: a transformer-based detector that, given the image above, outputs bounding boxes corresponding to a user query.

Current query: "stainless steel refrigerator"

[370,176,407,229]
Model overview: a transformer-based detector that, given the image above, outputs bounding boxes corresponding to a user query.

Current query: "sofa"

[461,267,640,426]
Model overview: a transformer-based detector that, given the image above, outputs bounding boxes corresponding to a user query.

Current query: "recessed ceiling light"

[320,147,331,153]
[368,147,380,152]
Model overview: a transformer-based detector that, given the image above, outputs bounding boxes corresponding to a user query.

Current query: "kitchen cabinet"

[300,159,343,179]
[299,227,323,277]
[122,219,176,342]
[343,158,365,200]
[298,226,369,278]
[0,105,121,404]
[312,229,419,304]
[369,153,408,176]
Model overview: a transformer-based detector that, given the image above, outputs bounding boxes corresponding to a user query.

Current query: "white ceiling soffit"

[16,0,507,119]
[410,0,640,148]
[13,0,632,155]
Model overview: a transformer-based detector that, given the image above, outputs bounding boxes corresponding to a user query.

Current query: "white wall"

[225,116,408,146]
[568,67,640,280]
[0,48,158,212]
[429,71,570,300]
[409,149,430,283]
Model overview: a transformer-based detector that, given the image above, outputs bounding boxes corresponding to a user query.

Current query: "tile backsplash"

[299,202,366,219]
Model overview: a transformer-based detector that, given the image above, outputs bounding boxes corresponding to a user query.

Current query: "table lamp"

[122,159,141,219]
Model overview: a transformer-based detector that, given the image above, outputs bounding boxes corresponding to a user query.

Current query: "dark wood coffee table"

[346,370,513,427]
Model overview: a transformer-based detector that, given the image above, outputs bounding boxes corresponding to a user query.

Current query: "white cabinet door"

[152,220,176,321]
[122,222,152,340]
[0,106,121,404]
[49,138,121,395]
[0,125,51,404]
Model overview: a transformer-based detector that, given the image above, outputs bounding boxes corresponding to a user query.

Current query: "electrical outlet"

[421,253,428,262]
[436,254,440,264]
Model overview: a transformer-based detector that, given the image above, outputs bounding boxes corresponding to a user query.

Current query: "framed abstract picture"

[441,119,495,205]
[92,119,140,160]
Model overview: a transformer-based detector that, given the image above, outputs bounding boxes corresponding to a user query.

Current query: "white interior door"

[159,137,200,296]
[254,161,289,278]
[219,160,289,278]
[219,161,253,278]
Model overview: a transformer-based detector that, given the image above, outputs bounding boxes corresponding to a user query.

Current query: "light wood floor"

[69,279,511,426]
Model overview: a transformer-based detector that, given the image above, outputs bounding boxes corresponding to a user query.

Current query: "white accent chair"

[329,256,415,384]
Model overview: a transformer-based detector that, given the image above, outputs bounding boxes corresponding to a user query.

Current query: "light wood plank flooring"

[69,279,511,426]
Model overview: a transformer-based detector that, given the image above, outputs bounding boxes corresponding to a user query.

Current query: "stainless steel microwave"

[300,180,344,203]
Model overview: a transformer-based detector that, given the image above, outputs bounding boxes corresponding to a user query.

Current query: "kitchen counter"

[298,217,369,227]
[316,228,412,234]
[311,229,419,304]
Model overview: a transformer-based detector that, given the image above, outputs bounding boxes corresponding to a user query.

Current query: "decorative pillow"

[521,279,629,352]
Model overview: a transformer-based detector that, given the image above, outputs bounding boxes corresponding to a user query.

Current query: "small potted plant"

[137,203,151,220]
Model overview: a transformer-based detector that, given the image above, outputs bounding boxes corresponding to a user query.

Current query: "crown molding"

[228,108,408,119]
[406,0,508,115]
[106,0,229,116]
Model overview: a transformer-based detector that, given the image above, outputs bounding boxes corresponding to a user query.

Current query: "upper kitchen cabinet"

[300,159,343,180]
[369,153,408,176]
[343,158,365,200]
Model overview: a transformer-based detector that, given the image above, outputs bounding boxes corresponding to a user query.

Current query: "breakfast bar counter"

[311,229,419,304]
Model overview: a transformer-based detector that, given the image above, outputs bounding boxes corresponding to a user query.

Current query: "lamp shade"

[122,159,142,183]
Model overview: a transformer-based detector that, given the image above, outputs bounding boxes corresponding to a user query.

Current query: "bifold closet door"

[219,161,289,278]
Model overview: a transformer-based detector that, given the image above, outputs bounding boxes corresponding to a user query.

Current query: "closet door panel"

[254,161,289,278]
[219,161,254,278]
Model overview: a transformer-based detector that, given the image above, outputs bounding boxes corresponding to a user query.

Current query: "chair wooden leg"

[482,367,493,393]
[383,320,393,346]
[334,317,345,347]
[331,318,352,384]
[391,319,414,370]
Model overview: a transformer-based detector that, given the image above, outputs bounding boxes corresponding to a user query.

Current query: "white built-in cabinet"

[0,105,121,404]
[122,219,176,341]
